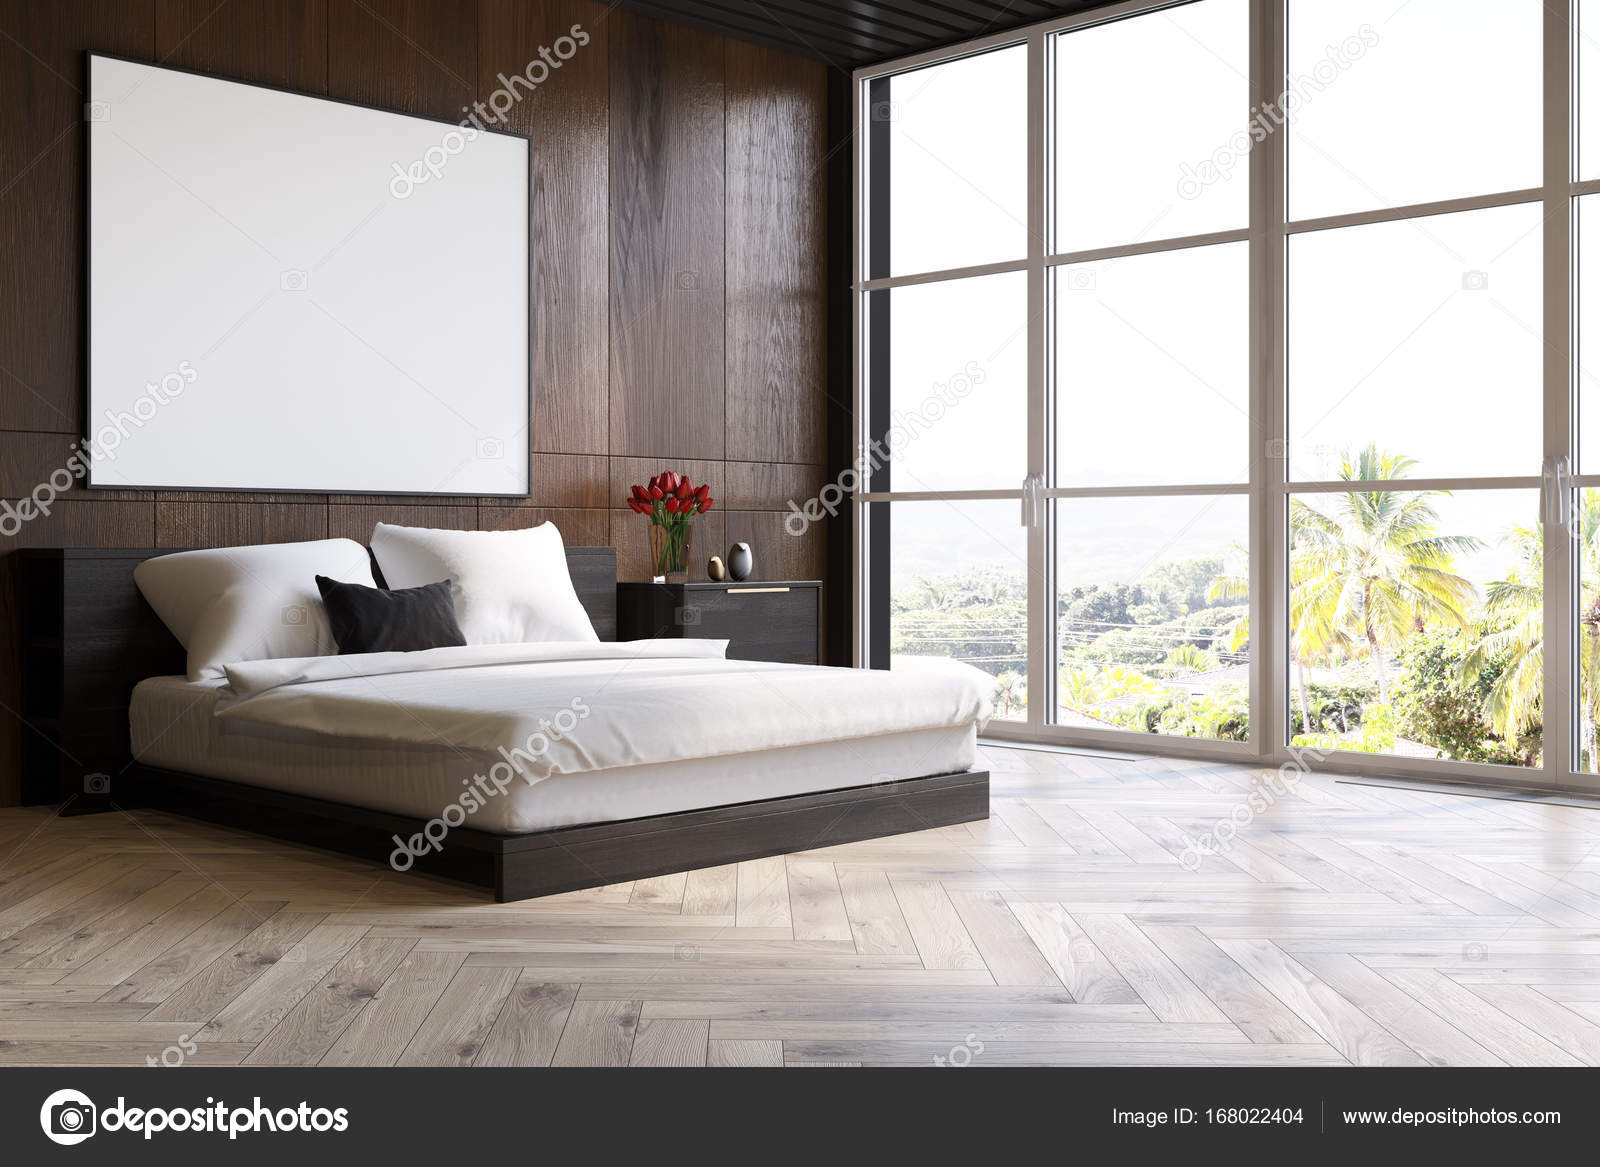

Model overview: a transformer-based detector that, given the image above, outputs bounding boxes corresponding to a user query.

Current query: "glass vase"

[648,518,694,583]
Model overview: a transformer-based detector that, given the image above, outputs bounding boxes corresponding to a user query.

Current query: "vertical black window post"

[866,77,893,669]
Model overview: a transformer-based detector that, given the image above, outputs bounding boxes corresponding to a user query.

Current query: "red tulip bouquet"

[626,470,714,582]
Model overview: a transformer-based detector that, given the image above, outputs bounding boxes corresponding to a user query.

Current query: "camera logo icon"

[83,773,110,795]
[674,270,700,290]
[84,101,110,123]
[476,436,505,460]
[280,269,308,292]
[281,605,307,627]
[1462,270,1489,291]
[40,1088,97,1145]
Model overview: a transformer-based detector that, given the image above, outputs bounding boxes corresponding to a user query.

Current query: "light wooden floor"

[4,745,1600,1067]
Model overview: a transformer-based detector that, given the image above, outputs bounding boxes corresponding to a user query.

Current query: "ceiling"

[612,0,1115,70]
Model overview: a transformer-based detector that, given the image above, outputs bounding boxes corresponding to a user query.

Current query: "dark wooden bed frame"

[16,547,989,902]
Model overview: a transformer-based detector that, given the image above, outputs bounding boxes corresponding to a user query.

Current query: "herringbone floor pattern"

[4,745,1600,1066]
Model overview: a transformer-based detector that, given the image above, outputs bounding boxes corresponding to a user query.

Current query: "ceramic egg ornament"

[728,543,753,582]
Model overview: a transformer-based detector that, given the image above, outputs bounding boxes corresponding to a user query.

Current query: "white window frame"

[855,0,1595,791]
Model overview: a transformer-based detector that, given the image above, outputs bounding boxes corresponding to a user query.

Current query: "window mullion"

[1253,0,1288,762]
[1026,28,1051,731]
[1545,0,1578,783]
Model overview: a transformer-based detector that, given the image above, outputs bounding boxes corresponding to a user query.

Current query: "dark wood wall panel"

[723,460,827,511]
[530,452,610,508]
[0,500,155,552]
[0,0,830,806]
[154,0,327,89]
[608,11,725,463]
[155,501,329,547]
[328,503,476,542]
[725,41,827,468]
[482,0,610,456]
[327,0,476,122]
[0,1,154,435]
[483,505,607,546]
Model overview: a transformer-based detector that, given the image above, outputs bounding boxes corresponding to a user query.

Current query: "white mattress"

[130,675,977,834]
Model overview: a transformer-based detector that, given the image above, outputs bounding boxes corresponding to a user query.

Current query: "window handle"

[1021,474,1046,529]
[1544,455,1574,529]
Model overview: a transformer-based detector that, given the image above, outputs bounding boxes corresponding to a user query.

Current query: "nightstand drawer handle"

[726,586,789,594]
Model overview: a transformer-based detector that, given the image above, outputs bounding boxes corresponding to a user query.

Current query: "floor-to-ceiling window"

[858,0,1598,787]
[1283,1,1546,768]
[861,45,1032,721]
[1046,0,1251,743]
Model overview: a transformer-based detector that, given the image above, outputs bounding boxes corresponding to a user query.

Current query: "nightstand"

[617,580,822,665]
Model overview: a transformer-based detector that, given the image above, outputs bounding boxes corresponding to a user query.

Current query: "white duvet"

[217,642,993,784]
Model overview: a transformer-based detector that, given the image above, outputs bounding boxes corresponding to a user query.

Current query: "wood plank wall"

[0,0,830,805]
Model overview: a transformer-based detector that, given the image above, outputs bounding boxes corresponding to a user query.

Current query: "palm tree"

[1461,522,1543,754]
[1058,665,1161,707]
[993,671,1026,718]
[1165,643,1217,673]
[1290,446,1482,704]
[1209,542,1355,735]
[1466,490,1600,768]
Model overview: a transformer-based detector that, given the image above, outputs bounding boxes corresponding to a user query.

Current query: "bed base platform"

[126,762,991,902]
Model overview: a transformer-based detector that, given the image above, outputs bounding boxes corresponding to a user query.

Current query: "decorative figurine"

[708,555,726,581]
[727,542,753,582]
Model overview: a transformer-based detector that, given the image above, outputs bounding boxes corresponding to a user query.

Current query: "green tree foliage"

[1291,446,1482,704]
[890,564,1027,675]
[1142,555,1226,613]
[1116,688,1249,741]
[1393,628,1530,766]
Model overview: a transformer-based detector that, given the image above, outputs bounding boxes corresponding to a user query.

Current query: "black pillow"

[315,575,467,655]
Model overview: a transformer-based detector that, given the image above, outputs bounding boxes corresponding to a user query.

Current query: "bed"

[18,546,990,901]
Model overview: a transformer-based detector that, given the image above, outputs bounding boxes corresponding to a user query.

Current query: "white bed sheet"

[213,642,992,781]
[130,676,978,834]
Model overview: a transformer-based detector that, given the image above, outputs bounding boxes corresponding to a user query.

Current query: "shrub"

[1115,687,1248,742]
[1391,629,1530,766]
[1289,681,1373,736]
[1292,702,1396,754]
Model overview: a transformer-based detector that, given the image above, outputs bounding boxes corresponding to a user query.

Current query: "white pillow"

[135,539,376,681]
[370,521,598,645]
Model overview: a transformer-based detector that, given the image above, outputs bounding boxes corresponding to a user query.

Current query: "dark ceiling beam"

[610,0,1115,68]
[614,0,910,66]
[710,1,928,59]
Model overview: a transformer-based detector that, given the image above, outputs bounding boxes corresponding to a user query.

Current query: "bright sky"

[880,0,1563,597]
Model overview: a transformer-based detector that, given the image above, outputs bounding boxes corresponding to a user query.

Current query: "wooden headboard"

[14,545,617,807]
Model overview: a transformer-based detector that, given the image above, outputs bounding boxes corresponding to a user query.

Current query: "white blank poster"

[87,55,530,495]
